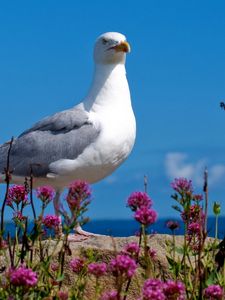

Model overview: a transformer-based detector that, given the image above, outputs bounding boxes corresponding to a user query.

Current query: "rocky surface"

[57,234,184,299]
[0,234,185,299]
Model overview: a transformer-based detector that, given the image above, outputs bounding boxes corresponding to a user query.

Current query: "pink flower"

[69,258,85,273]
[143,289,165,300]
[187,222,201,234]
[193,194,203,201]
[171,178,193,194]
[100,290,119,300]
[149,248,157,260]
[142,279,165,300]
[12,211,26,223]
[9,265,38,287]
[144,278,164,290]
[0,239,8,250]
[42,215,61,229]
[141,279,186,300]
[58,290,69,300]
[127,192,152,211]
[36,186,55,204]
[122,242,140,257]
[134,207,157,226]
[88,262,107,277]
[166,220,180,231]
[50,262,59,272]
[7,185,28,206]
[163,280,186,299]
[66,180,91,211]
[204,285,224,299]
[181,204,204,224]
[109,254,137,279]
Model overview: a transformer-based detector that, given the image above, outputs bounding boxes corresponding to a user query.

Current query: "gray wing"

[0,108,100,177]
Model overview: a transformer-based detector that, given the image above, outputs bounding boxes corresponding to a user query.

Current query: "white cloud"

[210,165,225,185]
[165,152,225,187]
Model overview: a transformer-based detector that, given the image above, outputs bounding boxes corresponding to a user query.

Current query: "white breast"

[47,63,136,185]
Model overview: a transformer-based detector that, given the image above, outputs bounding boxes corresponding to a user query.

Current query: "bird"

[0,32,136,238]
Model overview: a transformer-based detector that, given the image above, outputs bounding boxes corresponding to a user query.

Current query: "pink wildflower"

[7,185,28,206]
[144,278,164,290]
[58,290,69,300]
[100,290,119,300]
[50,262,59,272]
[166,220,180,231]
[88,262,107,277]
[66,180,91,211]
[181,204,204,224]
[69,258,85,273]
[187,222,201,234]
[109,254,137,279]
[149,248,157,260]
[193,194,203,201]
[36,186,55,204]
[0,239,8,250]
[163,280,186,299]
[204,285,224,299]
[127,192,152,211]
[42,215,61,229]
[9,265,38,287]
[122,242,140,257]
[171,178,193,194]
[12,211,26,223]
[142,279,165,300]
[134,207,157,226]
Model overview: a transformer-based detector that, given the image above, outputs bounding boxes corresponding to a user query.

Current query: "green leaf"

[172,205,182,213]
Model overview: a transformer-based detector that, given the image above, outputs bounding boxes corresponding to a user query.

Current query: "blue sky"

[0,1,225,221]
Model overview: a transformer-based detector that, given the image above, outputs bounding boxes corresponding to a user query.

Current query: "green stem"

[215,215,218,240]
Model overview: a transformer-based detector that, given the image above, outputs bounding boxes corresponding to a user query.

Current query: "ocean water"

[83,217,225,238]
[4,217,225,238]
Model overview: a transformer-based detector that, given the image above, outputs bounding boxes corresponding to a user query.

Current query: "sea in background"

[3,216,225,239]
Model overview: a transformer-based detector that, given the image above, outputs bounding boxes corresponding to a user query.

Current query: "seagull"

[0,32,136,237]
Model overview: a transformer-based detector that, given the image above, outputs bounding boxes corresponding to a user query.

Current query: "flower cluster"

[181,204,204,224]
[57,290,69,300]
[100,290,118,300]
[149,248,157,260]
[12,211,26,224]
[193,194,203,201]
[50,262,59,272]
[141,278,185,300]
[166,220,180,231]
[135,206,157,226]
[122,241,140,258]
[36,186,55,207]
[7,185,28,207]
[127,192,152,211]
[66,180,91,212]
[8,265,38,288]
[182,204,204,252]
[42,215,61,230]
[69,258,85,274]
[204,285,224,299]
[127,191,157,227]
[171,178,193,194]
[142,279,165,300]
[164,280,186,300]
[109,254,137,279]
[88,262,107,277]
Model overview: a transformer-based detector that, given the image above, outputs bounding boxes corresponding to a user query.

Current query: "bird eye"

[102,38,108,45]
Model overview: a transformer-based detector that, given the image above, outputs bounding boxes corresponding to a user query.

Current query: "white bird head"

[94,32,131,65]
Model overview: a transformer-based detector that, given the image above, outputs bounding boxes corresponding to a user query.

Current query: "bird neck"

[83,63,130,111]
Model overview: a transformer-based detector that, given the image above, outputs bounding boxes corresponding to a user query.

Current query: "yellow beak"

[113,41,131,53]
